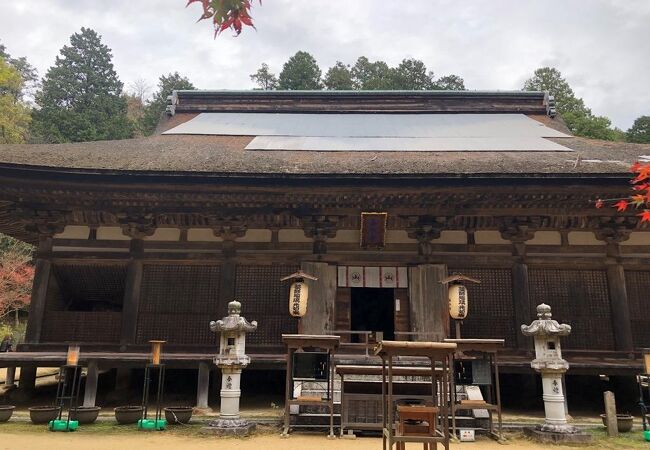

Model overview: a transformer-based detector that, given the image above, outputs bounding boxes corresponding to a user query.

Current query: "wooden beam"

[408,264,449,341]
[25,238,53,344]
[300,262,336,335]
[606,265,634,352]
[512,263,533,350]
[83,360,99,406]
[120,240,144,348]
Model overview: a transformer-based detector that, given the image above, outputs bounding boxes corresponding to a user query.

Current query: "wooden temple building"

[0,90,649,398]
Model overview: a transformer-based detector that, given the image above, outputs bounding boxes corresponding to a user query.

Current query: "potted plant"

[29,406,61,424]
[600,413,634,433]
[70,406,101,424]
[0,405,15,422]
[164,406,193,424]
[114,405,144,424]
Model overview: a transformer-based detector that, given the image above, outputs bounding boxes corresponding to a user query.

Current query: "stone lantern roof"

[209,300,258,333]
[521,303,571,337]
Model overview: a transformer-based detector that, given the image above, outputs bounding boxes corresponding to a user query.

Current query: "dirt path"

[0,433,625,450]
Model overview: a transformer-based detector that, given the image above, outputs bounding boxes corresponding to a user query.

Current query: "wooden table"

[443,339,504,442]
[281,334,340,438]
[375,341,457,450]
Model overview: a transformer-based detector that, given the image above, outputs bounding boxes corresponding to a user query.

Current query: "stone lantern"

[521,303,590,443]
[204,300,257,436]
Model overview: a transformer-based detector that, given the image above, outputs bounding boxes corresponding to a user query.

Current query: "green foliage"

[323,61,353,90]
[250,63,278,90]
[0,40,39,102]
[0,57,31,143]
[434,74,466,90]
[30,27,132,143]
[278,51,322,90]
[524,66,619,141]
[391,58,434,90]
[140,72,195,135]
[627,116,650,144]
[350,56,393,90]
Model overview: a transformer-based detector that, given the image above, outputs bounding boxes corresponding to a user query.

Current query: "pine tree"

[31,28,132,143]
[140,72,195,135]
[323,62,354,90]
[250,63,278,90]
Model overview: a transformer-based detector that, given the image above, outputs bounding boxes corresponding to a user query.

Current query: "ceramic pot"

[600,414,634,433]
[164,406,193,424]
[0,405,15,422]
[29,406,60,424]
[70,406,101,424]
[114,406,144,425]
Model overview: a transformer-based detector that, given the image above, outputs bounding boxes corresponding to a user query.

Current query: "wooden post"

[83,360,99,406]
[300,262,336,335]
[219,260,237,306]
[408,264,448,341]
[18,366,36,392]
[606,265,634,352]
[120,240,144,348]
[196,362,210,409]
[24,239,53,343]
[603,390,618,437]
[5,367,16,386]
[513,262,533,350]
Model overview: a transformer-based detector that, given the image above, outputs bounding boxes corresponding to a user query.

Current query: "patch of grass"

[587,427,649,449]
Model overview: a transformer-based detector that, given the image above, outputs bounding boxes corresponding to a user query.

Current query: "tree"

[434,74,465,90]
[187,0,260,37]
[0,57,31,143]
[0,41,39,102]
[391,58,434,90]
[140,72,195,135]
[0,235,34,327]
[323,62,354,90]
[350,57,393,90]
[31,28,132,143]
[278,51,322,90]
[250,63,278,90]
[627,116,650,144]
[523,67,618,141]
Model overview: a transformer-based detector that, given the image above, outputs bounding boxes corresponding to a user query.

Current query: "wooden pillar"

[196,362,210,409]
[83,360,99,406]
[120,240,144,348]
[219,260,237,306]
[300,262,336,335]
[25,238,53,344]
[5,367,16,386]
[606,264,634,352]
[513,263,533,350]
[408,264,448,341]
[18,366,37,391]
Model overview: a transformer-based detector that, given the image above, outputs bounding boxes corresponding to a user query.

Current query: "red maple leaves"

[0,247,34,320]
[595,161,650,223]
[187,0,260,37]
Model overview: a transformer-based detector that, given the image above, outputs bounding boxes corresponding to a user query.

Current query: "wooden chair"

[396,404,439,450]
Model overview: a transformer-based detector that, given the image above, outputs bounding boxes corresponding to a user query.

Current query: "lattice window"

[48,264,127,311]
[235,265,299,348]
[528,269,614,350]
[41,312,121,343]
[449,268,516,347]
[626,271,650,348]
[137,264,221,345]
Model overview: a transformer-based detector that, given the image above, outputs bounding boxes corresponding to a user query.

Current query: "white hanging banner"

[337,266,408,288]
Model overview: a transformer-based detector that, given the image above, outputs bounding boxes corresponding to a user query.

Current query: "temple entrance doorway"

[350,287,395,341]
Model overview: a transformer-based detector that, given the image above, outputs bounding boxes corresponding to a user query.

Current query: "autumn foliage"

[187,0,260,37]
[0,241,34,321]
[596,162,650,223]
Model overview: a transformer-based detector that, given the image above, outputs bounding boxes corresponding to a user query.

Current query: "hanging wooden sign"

[289,281,309,317]
[448,284,469,320]
[360,212,388,248]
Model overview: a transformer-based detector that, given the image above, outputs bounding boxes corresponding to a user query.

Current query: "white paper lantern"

[449,284,468,320]
[289,281,309,317]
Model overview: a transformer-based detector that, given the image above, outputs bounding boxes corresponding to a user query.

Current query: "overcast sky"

[1,0,648,129]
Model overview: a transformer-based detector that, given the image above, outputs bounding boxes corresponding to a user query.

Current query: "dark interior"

[351,287,395,340]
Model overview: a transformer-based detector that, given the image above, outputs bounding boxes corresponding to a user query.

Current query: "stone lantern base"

[201,418,256,436]
[524,425,592,445]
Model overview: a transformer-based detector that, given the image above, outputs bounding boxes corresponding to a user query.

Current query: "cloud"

[1,0,648,129]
